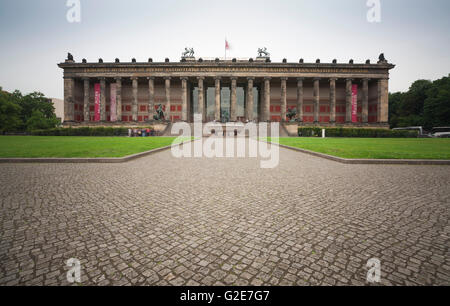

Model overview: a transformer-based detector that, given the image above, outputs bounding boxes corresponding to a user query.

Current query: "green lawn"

[267,137,450,160]
[0,136,190,158]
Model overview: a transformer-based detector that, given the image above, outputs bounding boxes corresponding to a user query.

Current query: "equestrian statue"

[182,47,195,58]
[257,47,270,57]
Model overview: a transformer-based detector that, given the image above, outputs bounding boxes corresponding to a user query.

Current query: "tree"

[423,75,450,129]
[0,88,60,132]
[18,92,56,128]
[0,91,22,133]
[388,92,404,128]
[395,80,432,127]
[25,110,59,132]
[389,75,449,130]
[399,80,431,117]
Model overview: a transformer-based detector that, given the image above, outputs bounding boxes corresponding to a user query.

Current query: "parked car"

[431,127,450,138]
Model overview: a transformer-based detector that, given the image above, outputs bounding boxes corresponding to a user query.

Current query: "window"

[319,116,330,123]
[271,116,281,122]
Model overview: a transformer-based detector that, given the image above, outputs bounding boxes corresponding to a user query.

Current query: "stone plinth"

[256,57,269,62]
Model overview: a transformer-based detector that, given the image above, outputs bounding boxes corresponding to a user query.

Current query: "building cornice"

[58,59,395,81]
[58,61,395,70]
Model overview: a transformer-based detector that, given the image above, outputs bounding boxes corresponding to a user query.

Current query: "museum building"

[58,52,395,127]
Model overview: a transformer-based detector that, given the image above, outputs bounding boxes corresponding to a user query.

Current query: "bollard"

[322,129,325,138]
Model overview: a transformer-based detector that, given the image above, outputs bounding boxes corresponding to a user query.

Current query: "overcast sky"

[0,0,449,99]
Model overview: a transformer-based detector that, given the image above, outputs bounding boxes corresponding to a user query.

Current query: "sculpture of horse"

[257,47,270,57]
[182,48,195,57]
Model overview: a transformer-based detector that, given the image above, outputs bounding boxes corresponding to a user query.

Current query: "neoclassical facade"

[58,54,395,127]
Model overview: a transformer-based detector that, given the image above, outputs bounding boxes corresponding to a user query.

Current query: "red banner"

[110,83,116,122]
[94,83,100,121]
[351,84,358,123]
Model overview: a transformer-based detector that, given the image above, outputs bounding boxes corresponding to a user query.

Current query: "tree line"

[0,87,60,133]
[389,74,450,130]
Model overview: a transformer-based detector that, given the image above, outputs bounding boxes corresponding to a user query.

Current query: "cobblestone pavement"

[0,139,449,286]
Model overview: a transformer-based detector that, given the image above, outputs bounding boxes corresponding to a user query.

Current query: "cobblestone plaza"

[0,142,448,286]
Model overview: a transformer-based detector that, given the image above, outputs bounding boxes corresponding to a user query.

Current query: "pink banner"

[110,83,117,122]
[351,84,358,123]
[94,83,101,121]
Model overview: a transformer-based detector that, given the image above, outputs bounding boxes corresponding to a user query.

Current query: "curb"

[0,139,193,164]
[266,142,450,165]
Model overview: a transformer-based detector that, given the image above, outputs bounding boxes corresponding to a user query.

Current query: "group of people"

[128,128,154,137]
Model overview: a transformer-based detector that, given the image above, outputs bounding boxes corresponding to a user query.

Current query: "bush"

[30,127,144,136]
[298,127,418,138]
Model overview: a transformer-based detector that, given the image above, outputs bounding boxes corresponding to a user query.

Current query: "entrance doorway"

[190,81,260,122]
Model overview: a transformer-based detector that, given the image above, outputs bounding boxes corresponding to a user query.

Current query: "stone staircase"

[161,123,173,136]
[281,123,299,137]
[279,124,289,137]
[160,122,298,137]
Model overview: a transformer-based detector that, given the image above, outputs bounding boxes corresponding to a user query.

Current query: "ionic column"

[164,77,171,121]
[362,78,369,123]
[230,77,237,121]
[147,77,155,121]
[214,77,221,121]
[247,78,255,121]
[83,78,90,122]
[187,82,191,122]
[131,77,138,121]
[264,77,271,122]
[259,85,265,120]
[329,78,337,123]
[345,78,353,123]
[63,77,75,122]
[243,87,247,120]
[313,78,320,123]
[281,77,288,122]
[115,77,122,122]
[197,77,205,121]
[100,77,106,121]
[297,78,304,122]
[181,77,188,121]
[378,78,389,123]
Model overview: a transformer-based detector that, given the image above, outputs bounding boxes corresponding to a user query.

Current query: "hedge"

[298,127,418,138]
[30,127,152,136]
